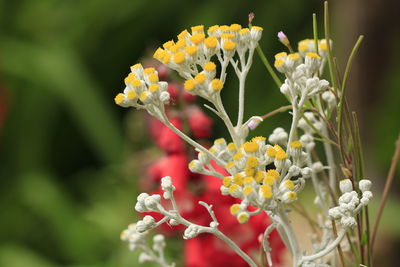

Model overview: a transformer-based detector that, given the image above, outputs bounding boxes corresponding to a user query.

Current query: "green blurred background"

[0,0,399,266]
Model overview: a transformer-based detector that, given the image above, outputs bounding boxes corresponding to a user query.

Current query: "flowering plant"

[115,2,398,266]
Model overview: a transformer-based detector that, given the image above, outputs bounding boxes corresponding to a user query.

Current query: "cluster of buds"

[114,64,170,117]
[189,136,312,224]
[121,224,174,267]
[152,24,263,100]
[120,223,148,251]
[328,179,373,228]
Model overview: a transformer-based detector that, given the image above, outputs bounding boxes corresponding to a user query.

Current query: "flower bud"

[339,179,353,193]
[359,179,372,192]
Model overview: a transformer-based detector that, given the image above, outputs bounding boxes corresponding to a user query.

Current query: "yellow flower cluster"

[274,38,331,74]
[152,24,263,98]
[114,64,169,108]
[213,136,302,223]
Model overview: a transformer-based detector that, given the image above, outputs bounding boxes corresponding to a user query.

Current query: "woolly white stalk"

[300,229,347,263]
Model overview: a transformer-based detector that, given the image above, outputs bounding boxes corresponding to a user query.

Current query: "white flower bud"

[329,207,342,219]
[339,179,353,193]
[360,197,370,206]
[312,162,324,173]
[159,91,170,102]
[161,176,175,191]
[137,193,149,205]
[280,83,290,95]
[247,116,263,130]
[362,191,373,200]
[144,195,161,210]
[135,202,147,212]
[301,167,312,178]
[341,216,357,228]
[288,165,301,176]
[359,179,372,192]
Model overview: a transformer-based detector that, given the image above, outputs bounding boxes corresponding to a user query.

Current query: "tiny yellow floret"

[290,141,302,149]
[233,152,243,161]
[275,150,287,160]
[246,156,259,168]
[282,180,295,189]
[219,25,230,32]
[114,93,125,105]
[266,169,280,180]
[288,53,300,61]
[228,184,240,194]
[226,161,235,170]
[130,79,142,88]
[263,176,275,185]
[227,142,236,152]
[163,40,175,50]
[207,25,219,34]
[144,67,155,74]
[243,177,254,185]
[223,177,232,187]
[194,73,206,84]
[233,173,243,186]
[127,90,137,99]
[274,59,285,68]
[319,43,328,51]
[298,44,308,52]
[242,142,259,153]
[254,171,265,183]
[237,212,249,224]
[162,53,171,64]
[214,138,225,145]
[286,191,297,201]
[210,79,223,91]
[230,24,242,32]
[266,146,277,157]
[221,33,235,39]
[260,185,272,199]
[204,62,216,72]
[131,63,142,69]
[153,47,166,60]
[243,186,254,196]
[251,26,263,31]
[177,29,189,40]
[124,73,136,84]
[190,33,205,45]
[173,51,186,64]
[191,25,204,34]
[184,79,196,91]
[239,28,250,35]
[223,40,236,51]
[148,73,159,83]
[185,46,197,56]
[230,204,241,215]
[274,52,287,60]
[244,167,255,176]
[204,36,218,49]
[149,84,159,92]
[306,52,321,59]
[139,91,149,101]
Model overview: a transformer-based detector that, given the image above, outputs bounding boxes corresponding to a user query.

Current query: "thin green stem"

[255,45,282,88]
[313,13,319,55]
[337,36,364,160]
[324,1,337,91]
[371,134,400,251]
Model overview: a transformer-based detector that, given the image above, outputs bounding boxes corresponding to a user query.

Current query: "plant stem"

[255,45,282,88]
[324,1,337,92]
[371,134,400,251]
[261,105,292,120]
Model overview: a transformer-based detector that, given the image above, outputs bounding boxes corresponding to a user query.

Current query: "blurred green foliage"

[0,0,399,266]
